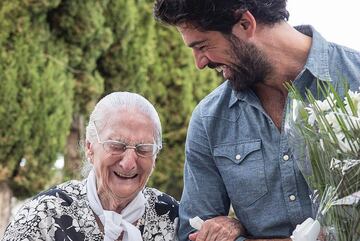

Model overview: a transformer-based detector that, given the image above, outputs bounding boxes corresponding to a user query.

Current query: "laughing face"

[178,24,272,91]
[88,107,156,207]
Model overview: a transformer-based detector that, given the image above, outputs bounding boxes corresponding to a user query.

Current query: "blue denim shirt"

[178,25,360,241]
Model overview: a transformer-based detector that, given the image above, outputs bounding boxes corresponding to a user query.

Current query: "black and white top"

[3,180,179,241]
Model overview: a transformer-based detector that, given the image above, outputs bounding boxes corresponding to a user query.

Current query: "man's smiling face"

[178,23,273,91]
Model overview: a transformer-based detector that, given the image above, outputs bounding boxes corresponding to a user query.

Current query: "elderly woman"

[3,92,178,241]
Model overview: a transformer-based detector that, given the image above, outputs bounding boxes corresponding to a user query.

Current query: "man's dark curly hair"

[153,0,289,34]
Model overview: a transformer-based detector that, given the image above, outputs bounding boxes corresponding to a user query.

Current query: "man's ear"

[232,10,257,39]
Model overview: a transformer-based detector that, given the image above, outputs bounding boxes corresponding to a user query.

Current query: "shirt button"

[235,154,241,160]
[283,154,289,161]
[289,195,296,201]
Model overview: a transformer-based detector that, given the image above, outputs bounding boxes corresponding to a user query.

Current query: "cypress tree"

[0,0,75,198]
[99,0,157,94]
[0,0,74,232]
[47,0,113,178]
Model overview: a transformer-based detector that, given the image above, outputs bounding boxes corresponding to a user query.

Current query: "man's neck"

[250,22,312,130]
[253,83,287,130]
[255,22,312,92]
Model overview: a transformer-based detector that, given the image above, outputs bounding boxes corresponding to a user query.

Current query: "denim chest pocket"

[213,139,268,207]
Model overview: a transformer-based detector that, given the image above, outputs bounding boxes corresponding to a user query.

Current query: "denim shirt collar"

[296,25,332,82]
[229,25,331,108]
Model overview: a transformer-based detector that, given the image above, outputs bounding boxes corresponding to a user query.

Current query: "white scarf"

[86,170,146,241]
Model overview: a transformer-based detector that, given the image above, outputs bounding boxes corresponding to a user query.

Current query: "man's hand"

[243,239,291,241]
[188,216,245,241]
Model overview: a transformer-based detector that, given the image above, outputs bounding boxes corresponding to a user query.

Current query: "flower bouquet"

[285,81,360,241]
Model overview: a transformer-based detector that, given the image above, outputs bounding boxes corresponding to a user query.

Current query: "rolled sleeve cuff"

[235,236,247,241]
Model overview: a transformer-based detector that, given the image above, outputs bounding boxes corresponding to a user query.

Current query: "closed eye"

[107,141,126,151]
[197,45,207,51]
[188,40,208,50]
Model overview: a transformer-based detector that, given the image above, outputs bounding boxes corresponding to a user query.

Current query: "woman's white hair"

[82,92,162,176]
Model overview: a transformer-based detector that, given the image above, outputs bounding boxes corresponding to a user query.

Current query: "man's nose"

[193,50,209,70]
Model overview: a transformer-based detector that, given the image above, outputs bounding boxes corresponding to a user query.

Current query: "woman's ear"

[149,159,156,177]
[232,10,257,39]
[86,140,94,163]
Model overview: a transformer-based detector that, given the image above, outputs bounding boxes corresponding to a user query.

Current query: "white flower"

[316,95,334,111]
[337,138,352,153]
[289,86,360,240]
[344,114,360,131]
[292,99,303,122]
[305,107,316,126]
[325,112,341,133]
[334,130,360,154]
[345,89,360,114]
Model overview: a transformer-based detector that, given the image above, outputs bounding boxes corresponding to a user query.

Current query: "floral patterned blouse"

[2,179,179,241]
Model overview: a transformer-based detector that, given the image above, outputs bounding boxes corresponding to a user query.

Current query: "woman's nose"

[118,149,137,172]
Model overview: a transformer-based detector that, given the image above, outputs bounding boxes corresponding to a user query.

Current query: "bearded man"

[153,1,360,240]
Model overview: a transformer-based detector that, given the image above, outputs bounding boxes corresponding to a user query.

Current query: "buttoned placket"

[278,97,306,226]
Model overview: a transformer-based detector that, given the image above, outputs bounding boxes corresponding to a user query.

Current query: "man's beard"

[210,34,273,91]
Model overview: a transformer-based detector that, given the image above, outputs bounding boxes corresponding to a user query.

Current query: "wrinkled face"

[89,108,156,203]
[178,24,272,91]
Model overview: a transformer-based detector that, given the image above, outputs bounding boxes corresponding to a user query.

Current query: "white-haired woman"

[3,92,178,241]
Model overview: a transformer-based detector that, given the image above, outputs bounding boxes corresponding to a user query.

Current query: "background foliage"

[0,0,220,203]
[0,0,74,198]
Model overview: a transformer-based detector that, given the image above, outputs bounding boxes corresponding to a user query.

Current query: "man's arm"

[189,216,245,241]
[178,105,245,241]
[244,239,291,241]
[186,216,292,241]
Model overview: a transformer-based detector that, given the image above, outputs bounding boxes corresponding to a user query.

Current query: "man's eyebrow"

[188,40,206,48]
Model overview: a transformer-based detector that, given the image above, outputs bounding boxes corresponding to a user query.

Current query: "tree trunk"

[0,181,12,238]
[64,114,85,179]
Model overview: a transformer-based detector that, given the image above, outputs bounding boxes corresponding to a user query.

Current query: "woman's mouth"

[113,171,137,179]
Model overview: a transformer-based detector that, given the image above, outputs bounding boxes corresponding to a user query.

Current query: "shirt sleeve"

[235,236,248,241]
[178,104,231,241]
